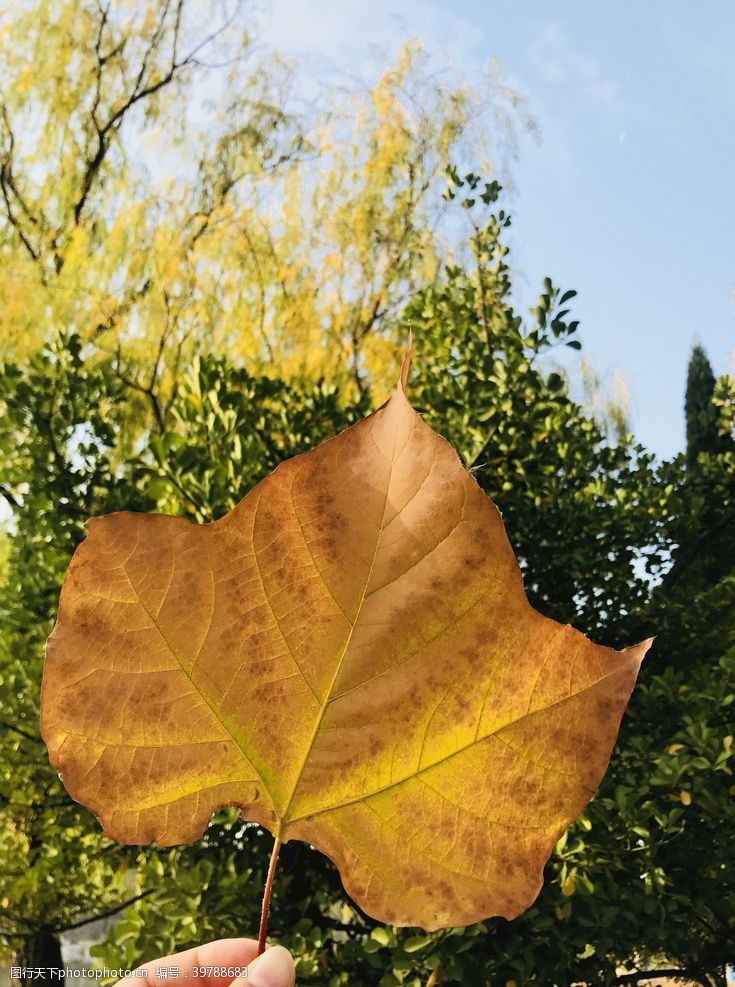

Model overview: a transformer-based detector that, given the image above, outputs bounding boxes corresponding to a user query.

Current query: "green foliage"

[139,355,369,524]
[405,173,666,646]
[1,191,734,986]
[652,357,735,675]
[0,336,149,958]
[685,344,734,466]
[0,0,527,408]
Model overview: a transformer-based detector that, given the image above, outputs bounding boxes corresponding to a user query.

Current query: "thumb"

[239,945,295,987]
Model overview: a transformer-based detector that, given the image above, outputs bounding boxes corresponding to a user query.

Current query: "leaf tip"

[398,334,413,394]
[629,637,655,664]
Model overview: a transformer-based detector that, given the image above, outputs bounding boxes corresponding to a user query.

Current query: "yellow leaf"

[680,790,692,806]
[41,351,648,930]
[724,735,733,753]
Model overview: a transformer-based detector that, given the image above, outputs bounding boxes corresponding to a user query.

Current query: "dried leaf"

[41,351,649,929]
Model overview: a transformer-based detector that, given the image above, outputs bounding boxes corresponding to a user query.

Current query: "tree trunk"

[19,928,64,984]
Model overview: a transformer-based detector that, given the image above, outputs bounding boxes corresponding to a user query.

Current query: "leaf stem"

[257,835,282,956]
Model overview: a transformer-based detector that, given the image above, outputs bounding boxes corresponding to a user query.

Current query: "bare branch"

[116,368,165,433]
[1,720,41,744]
[92,277,152,340]
[177,1,240,66]
[0,892,155,943]
[0,482,21,508]
[240,223,275,363]
[89,0,111,133]
[70,0,236,230]
[612,968,713,987]
[131,0,174,98]
[0,103,43,261]
[114,339,165,434]
[52,890,155,934]
[0,166,39,262]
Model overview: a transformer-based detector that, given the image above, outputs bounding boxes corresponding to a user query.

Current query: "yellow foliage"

[0,0,528,427]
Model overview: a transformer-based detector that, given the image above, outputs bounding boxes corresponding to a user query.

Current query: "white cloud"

[254,0,485,74]
[528,22,620,113]
[251,0,533,180]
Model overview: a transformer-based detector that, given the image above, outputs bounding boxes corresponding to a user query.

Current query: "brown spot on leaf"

[39,357,649,934]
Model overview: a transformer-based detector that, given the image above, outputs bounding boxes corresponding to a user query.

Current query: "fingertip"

[237,945,295,987]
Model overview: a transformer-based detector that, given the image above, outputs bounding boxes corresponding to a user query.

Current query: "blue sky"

[257,0,735,458]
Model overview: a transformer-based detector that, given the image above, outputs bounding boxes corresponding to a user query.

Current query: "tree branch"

[116,367,165,433]
[0,482,20,508]
[52,890,155,934]
[70,0,235,230]
[1,720,41,744]
[0,164,40,262]
[0,102,42,261]
[0,892,155,943]
[92,277,152,340]
[612,968,712,986]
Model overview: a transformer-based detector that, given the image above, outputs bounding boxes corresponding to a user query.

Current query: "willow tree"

[0,0,529,434]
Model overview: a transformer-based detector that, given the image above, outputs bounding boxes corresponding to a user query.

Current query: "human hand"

[133,938,295,987]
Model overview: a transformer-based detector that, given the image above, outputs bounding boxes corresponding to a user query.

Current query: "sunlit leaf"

[41,351,648,930]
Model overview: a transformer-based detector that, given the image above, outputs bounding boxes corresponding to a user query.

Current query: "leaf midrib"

[276,413,404,825]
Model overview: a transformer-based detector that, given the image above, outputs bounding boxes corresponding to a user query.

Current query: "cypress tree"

[653,344,735,671]
[684,343,731,465]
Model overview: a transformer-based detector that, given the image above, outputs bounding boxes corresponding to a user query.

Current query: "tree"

[0,1,525,971]
[87,224,734,983]
[0,0,528,431]
[87,194,730,986]
[2,185,733,984]
[0,333,366,979]
[0,337,154,979]
[650,348,735,673]
[685,344,733,465]
[402,175,666,648]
